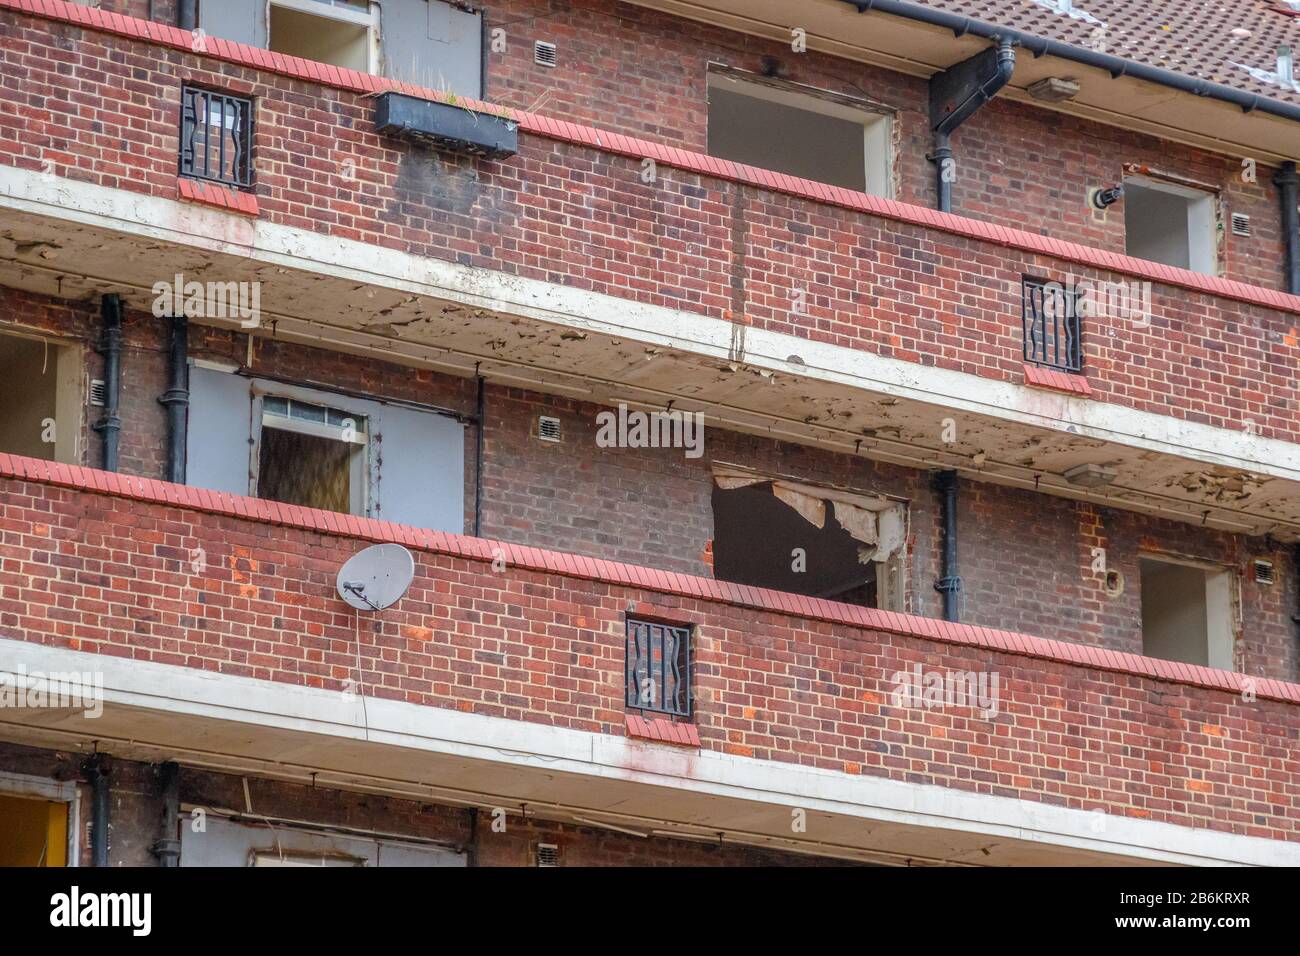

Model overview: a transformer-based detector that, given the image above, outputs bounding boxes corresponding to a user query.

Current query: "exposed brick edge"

[4,0,1300,317]
[176,177,259,217]
[625,714,701,747]
[2,452,1297,706]
[1023,363,1093,396]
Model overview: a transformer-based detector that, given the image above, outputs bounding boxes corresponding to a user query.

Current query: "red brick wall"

[1,471,1296,840]
[480,0,1287,289]
[3,285,1296,679]
[2,9,1298,442]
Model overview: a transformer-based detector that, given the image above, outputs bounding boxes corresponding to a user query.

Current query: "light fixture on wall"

[1064,462,1117,488]
[1028,77,1080,102]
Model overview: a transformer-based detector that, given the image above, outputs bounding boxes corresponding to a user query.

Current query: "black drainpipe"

[1275,161,1300,295]
[929,38,1016,213]
[934,470,961,622]
[473,371,486,537]
[151,761,182,867]
[92,295,124,473]
[159,316,189,485]
[84,753,111,867]
[843,0,1300,126]
[177,0,198,31]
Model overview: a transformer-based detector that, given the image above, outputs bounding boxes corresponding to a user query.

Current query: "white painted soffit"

[3,166,1300,538]
[0,640,1295,867]
[2,168,1294,475]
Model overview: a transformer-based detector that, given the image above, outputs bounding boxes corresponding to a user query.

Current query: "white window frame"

[268,0,381,74]
[1139,552,1238,671]
[250,383,371,517]
[706,70,895,199]
[1123,175,1219,275]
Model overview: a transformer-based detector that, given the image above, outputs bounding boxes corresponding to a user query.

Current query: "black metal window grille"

[625,618,691,718]
[1022,276,1083,372]
[179,86,254,189]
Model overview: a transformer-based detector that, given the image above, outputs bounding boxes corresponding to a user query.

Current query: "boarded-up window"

[186,365,464,532]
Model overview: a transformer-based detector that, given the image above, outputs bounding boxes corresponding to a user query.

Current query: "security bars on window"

[179,86,254,189]
[625,618,691,718]
[1021,276,1083,373]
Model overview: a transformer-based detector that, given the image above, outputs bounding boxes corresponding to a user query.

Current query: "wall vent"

[535,843,560,867]
[534,41,558,68]
[1254,559,1275,585]
[1231,212,1252,237]
[537,415,562,442]
[88,378,106,407]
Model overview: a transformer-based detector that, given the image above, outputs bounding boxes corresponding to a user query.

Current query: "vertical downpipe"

[473,373,486,537]
[1275,161,1299,295]
[934,470,961,622]
[152,761,182,867]
[93,295,124,473]
[85,754,111,867]
[159,316,189,484]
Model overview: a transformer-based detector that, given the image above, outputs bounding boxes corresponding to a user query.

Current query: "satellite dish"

[336,544,415,611]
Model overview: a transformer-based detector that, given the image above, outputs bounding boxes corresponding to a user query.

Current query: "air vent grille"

[537,415,562,442]
[535,843,559,867]
[89,378,106,407]
[1254,559,1275,585]
[1231,213,1252,237]
[534,41,558,68]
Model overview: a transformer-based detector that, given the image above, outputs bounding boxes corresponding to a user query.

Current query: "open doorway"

[0,773,77,867]
[710,468,906,609]
[0,328,81,465]
[1123,177,1217,274]
[1140,556,1235,670]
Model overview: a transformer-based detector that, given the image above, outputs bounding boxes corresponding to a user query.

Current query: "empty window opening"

[1123,177,1217,274]
[269,0,375,73]
[707,72,892,197]
[255,395,368,513]
[0,329,79,465]
[0,793,69,867]
[710,469,906,610]
[1140,557,1234,670]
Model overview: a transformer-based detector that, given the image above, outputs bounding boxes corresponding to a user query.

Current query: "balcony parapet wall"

[2,452,1298,841]
[3,1,1300,445]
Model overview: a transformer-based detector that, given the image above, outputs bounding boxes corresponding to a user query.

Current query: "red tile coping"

[1023,363,1093,396]
[176,177,259,217]
[4,0,1300,318]
[3,450,1298,706]
[625,714,701,747]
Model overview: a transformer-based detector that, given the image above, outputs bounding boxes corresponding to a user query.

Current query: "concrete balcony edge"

[0,638,1294,866]
[3,165,1299,529]
[3,0,1299,316]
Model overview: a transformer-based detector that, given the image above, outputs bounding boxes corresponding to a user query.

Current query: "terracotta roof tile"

[914,0,1300,107]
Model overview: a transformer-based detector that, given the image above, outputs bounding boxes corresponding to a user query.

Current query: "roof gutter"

[843,0,1300,126]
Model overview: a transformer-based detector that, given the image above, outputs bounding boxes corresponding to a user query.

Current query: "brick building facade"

[0,0,1297,867]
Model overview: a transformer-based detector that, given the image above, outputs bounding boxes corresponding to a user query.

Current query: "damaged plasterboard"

[713,465,906,560]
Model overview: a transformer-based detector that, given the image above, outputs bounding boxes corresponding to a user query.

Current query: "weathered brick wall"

[3,286,1295,678]
[2,8,1298,442]
[1,471,1297,840]
[0,741,837,865]
[481,0,1287,290]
